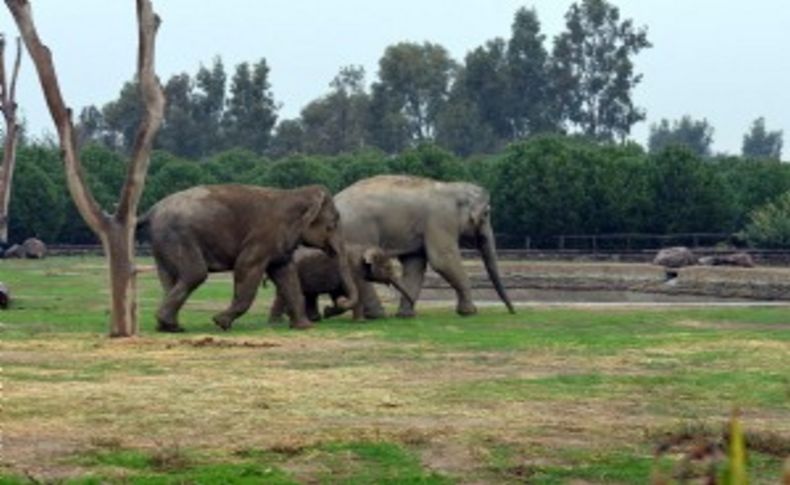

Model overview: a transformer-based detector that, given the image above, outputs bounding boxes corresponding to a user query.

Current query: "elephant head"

[360,247,414,306]
[459,188,515,314]
[297,186,358,311]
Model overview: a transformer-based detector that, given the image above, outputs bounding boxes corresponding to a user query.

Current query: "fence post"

[524,236,531,250]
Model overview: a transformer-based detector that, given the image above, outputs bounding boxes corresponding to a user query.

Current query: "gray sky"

[1,0,788,155]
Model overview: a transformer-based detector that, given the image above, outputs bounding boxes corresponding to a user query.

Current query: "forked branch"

[6,0,108,233]
[116,0,165,221]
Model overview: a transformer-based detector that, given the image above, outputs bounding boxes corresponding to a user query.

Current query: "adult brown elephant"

[334,175,514,318]
[145,184,357,332]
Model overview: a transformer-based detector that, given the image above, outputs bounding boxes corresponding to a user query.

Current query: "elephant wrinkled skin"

[334,175,515,317]
[145,184,358,332]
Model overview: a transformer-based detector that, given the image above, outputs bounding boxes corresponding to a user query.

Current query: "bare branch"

[4,0,107,233]
[9,36,21,107]
[116,0,165,221]
[0,34,7,110]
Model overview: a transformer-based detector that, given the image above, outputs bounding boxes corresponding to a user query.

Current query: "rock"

[3,244,24,259]
[698,252,755,268]
[653,247,697,268]
[0,282,8,309]
[22,238,46,259]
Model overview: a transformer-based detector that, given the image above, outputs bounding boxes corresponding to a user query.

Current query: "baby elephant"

[269,245,413,322]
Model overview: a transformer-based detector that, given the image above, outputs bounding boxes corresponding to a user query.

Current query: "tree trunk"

[6,0,165,337]
[103,220,138,337]
[0,35,21,245]
[0,117,17,244]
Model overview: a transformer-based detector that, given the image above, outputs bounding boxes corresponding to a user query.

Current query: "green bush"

[741,191,790,248]
[259,155,340,192]
[8,161,65,242]
[388,143,469,181]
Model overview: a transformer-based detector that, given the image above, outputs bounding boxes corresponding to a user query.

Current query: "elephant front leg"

[396,255,427,318]
[267,262,313,330]
[268,291,287,324]
[357,280,386,319]
[213,255,268,331]
[305,294,322,322]
[426,239,476,316]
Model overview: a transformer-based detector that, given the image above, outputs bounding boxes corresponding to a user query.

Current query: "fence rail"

[33,243,790,266]
[493,233,735,250]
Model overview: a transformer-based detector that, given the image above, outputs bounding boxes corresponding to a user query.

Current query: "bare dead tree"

[5,0,165,337]
[0,34,21,245]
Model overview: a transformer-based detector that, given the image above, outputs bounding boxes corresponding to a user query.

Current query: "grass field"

[1,256,788,484]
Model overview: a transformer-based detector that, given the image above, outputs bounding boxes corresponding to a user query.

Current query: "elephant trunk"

[390,277,414,307]
[478,221,515,314]
[330,235,358,310]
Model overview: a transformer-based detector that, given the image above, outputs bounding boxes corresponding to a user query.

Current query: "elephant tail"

[135,208,154,242]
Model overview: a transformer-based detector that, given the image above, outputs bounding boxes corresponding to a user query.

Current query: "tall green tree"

[157,73,202,158]
[742,117,783,160]
[507,7,557,137]
[194,57,226,153]
[101,80,141,154]
[648,116,714,157]
[369,42,456,151]
[551,0,651,141]
[300,65,370,155]
[268,119,305,157]
[223,59,278,154]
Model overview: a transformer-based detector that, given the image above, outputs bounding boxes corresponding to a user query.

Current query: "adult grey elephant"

[334,175,514,317]
[145,184,357,332]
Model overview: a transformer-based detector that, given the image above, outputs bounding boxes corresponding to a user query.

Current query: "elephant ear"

[301,187,330,227]
[361,247,386,279]
[362,247,381,265]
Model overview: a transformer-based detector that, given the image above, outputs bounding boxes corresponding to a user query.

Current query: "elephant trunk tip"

[335,296,354,310]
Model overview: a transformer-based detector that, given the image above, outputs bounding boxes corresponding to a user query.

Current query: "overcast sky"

[0,0,787,155]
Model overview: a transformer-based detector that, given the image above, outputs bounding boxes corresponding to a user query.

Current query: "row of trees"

[9,135,790,247]
[649,116,783,160]
[77,0,652,159]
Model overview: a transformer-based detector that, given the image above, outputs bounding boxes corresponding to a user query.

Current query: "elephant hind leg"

[268,292,287,324]
[213,250,268,331]
[267,261,313,330]
[156,265,176,293]
[155,244,208,332]
[396,254,427,318]
[305,294,322,322]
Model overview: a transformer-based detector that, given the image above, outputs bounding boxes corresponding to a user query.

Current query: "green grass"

[1,257,788,484]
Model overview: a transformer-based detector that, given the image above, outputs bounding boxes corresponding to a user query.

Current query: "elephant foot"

[395,308,416,318]
[289,319,314,330]
[456,301,478,316]
[323,305,346,319]
[212,314,234,331]
[157,322,185,333]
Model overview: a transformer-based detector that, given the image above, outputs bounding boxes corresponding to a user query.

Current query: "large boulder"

[653,246,697,268]
[22,238,47,259]
[0,282,8,309]
[3,244,24,259]
[698,252,755,268]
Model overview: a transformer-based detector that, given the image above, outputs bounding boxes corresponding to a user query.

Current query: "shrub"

[741,191,790,248]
